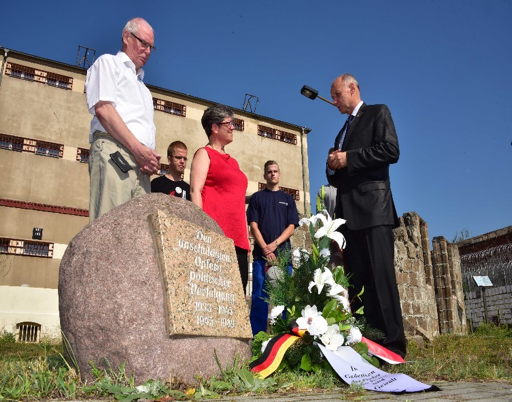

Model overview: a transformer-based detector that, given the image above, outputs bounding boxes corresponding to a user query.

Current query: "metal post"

[482,286,488,323]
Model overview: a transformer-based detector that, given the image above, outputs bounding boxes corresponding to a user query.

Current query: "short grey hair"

[122,18,153,37]
[341,74,360,91]
[201,104,234,138]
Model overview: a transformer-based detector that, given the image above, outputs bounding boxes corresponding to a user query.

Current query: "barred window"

[46,71,73,90]
[257,125,297,145]
[0,134,24,152]
[0,237,54,258]
[153,97,187,117]
[35,141,63,158]
[17,322,41,343]
[232,118,245,132]
[5,62,73,90]
[159,163,170,176]
[76,147,90,163]
[257,183,300,201]
[0,133,63,158]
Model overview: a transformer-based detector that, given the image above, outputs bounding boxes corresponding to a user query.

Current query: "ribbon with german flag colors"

[251,327,438,393]
[360,336,406,365]
[249,322,307,379]
[250,323,405,379]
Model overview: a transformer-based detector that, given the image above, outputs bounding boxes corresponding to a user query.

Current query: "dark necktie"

[337,115,354,150]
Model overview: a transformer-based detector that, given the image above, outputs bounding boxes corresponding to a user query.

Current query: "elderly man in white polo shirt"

[85,17,161,221]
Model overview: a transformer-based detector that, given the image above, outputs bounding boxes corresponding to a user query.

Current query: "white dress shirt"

[327,100,364,176]
[85,51,156,150]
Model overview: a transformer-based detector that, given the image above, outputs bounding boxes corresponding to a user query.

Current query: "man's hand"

[327,148,347,170]
[262,242,277,256]
[265,252,277,261]
[133,144,161,175]
[95,101,161,175]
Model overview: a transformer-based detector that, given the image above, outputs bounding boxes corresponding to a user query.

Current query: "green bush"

[474,322,512,338]
[0,330,16,344]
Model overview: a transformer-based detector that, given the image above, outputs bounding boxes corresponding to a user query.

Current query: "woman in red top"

[190,104,250,292]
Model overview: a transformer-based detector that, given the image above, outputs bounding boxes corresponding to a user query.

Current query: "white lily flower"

[314,214,347,250]
[296,305,328,336]
[269,305,285,324]
[333,293,351,312]
[346,326,362,345]
[319,248,331,258]
[308,267,334,294]
[327,282,345,296]
[299,213,323,228]
[320,324,345,351]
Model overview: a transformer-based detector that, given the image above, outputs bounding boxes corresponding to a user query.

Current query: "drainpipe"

[0,47,9,87]
[300,126,311,215]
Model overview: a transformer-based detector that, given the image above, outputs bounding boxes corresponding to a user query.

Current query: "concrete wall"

[0,286,60,340]
[0,253,60,288]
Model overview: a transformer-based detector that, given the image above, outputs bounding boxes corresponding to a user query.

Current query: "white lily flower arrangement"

[253,208,371,372]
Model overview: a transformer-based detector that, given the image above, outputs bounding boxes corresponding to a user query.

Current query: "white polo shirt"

[85,51,156,150]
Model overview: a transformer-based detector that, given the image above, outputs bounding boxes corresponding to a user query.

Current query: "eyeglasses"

[130,32,156,52]
[218,121,235,129]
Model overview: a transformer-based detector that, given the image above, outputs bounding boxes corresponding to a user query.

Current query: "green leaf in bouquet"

[357,286,365,298]
[339,323,352,331]
[318,236,331,252]
[300,353,313,372]
[322,299,339,320]
[354,306,364,315]
[308,222,316,240]
[352,341,369,355]
[316,194,323,214]
[332,266,348,284]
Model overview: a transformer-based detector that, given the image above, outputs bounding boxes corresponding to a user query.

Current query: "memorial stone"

[150,210,252,338]
[59,193,251,384]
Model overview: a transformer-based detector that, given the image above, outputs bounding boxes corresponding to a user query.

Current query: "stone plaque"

[150,209,252,339]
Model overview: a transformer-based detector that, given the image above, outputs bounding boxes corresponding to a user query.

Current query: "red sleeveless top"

[200,147,250,251]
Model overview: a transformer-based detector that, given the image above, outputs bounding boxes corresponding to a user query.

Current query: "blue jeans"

[250,259,292,336]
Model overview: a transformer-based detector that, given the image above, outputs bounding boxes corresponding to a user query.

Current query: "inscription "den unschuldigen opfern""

[178,229,237,331]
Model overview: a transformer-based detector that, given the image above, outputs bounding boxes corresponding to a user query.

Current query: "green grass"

[385,324,512,382]
[1,324,511,400]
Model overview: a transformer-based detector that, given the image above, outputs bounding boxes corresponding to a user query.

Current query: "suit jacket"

[327,103,400,231]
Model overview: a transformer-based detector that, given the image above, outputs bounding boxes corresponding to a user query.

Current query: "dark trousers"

[341,224,406,357]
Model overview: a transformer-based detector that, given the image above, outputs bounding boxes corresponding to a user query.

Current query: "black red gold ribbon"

[249,322,307,378]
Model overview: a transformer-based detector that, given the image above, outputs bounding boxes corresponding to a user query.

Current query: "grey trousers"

[88,132,150,221]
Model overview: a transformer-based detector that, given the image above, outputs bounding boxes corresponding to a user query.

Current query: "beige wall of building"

[0,286,60,340]
[0,48,310,338]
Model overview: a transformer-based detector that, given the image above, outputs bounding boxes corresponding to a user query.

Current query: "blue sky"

[2,0,511,241]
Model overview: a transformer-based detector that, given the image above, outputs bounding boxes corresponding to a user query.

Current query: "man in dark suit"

[326,74,406,358]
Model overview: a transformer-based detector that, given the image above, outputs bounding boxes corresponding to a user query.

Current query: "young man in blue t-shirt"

[246,160,299,335]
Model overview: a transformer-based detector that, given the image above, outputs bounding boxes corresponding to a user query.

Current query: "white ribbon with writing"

[318,344,436,393]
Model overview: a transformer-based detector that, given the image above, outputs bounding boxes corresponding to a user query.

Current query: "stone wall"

[457,226,512,329]
[431,237,467,334]
[393,212,439,341]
